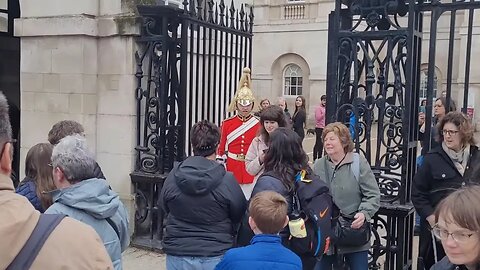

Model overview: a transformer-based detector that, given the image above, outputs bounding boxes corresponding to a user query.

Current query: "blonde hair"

[249,191,288,234]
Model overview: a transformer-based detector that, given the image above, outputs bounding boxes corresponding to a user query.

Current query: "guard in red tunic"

[218,67,260,199]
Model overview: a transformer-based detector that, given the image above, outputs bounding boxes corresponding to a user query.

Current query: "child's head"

[249,191,289,234]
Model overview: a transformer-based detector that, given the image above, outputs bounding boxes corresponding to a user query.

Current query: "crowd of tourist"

[2,66,480,270]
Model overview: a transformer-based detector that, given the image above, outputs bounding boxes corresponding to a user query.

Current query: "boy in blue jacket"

[215,191,302,270]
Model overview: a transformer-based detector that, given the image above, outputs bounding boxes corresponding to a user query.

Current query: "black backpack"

[287,170,334,258]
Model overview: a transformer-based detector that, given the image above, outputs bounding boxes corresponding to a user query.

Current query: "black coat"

[412,144,480,219]
[292,110,306,140]
[93,161,106,180]
[412,145,480,270]
[159,156,247,257]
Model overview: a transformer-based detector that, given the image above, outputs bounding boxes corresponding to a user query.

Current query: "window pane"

[0,13,7,32]
[298,77,303,85]
[0,0,7,10]
[298,87,302,95]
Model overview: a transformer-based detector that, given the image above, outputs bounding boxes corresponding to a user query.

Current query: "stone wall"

[16,0,142,232]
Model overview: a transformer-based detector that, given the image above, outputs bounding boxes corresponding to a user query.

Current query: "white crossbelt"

[225,116,259,152]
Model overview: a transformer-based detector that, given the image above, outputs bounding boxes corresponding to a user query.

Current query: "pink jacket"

[315,105,326,128]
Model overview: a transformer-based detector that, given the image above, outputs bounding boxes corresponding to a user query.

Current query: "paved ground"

[123,248,166,269]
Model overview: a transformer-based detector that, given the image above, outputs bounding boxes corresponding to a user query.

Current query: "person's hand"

[259,153,265,164]
[426,215,436,228]
[351,212,365,229]
[418,112,425,126]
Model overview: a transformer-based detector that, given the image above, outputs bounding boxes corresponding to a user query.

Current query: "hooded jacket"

[45,178,129,270]
[160,156,247,257]
[0,174,113,269]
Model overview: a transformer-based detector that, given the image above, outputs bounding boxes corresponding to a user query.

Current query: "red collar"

[237,114,253,122]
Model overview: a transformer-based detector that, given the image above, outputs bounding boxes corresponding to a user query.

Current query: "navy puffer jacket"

[16,179,44,212]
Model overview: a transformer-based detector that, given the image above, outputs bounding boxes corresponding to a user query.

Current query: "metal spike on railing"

[229,0,236,29]
[189,0,196,16]
[239,4,245,31]
[215,4,219,24]
[208,0,215,23]
[182,0,189,13]
[219,0,226,26]
[249,6,254,33]
[197,0,204,20]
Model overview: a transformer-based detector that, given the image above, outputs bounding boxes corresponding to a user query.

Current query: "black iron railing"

[131,0,253,250]
[326,0,480,269]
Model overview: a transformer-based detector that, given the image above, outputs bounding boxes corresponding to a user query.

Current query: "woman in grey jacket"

[313,122,380,270]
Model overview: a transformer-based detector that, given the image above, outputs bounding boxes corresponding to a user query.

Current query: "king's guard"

[217,67,260,199]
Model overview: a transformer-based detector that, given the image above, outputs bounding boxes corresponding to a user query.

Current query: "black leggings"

[313,128,324,160]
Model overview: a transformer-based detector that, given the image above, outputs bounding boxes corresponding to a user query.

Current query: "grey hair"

[51,134,96,183]
[0,92,12,146]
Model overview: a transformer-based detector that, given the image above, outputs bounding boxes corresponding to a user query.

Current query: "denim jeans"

[166,255,223,270]
[315,250,369,270]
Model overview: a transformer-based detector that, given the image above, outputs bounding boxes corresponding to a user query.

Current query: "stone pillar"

[16,0,142,229]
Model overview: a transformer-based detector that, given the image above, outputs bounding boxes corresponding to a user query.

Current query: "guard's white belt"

[227,152,246,161]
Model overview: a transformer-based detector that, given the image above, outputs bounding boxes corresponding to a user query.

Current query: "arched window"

[283,64,303,96]
[419,68,438,101]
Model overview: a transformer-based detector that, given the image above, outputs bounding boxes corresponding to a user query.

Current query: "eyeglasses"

[441,129,459,136]
[432,225,477,243]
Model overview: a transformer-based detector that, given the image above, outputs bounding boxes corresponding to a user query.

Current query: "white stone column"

[16,0,141,224]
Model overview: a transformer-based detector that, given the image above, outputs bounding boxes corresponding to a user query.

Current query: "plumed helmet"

[228,67,255,112]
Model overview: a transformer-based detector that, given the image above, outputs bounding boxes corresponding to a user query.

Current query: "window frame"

[283,64,303,96]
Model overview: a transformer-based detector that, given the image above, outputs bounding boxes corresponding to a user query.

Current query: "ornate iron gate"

[326,0,480,269]
[130,0,253,250]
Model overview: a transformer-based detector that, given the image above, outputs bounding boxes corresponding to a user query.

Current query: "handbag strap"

[7,214,66,270]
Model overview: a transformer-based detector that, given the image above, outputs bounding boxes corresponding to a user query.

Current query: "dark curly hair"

[259,105,288,144]
[436,111,476,145]
[190,120,220,157]
[263,127,310,192]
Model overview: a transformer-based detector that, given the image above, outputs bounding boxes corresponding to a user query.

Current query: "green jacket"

[313,152,380,254]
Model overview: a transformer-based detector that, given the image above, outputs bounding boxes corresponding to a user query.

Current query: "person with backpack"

[247,127,333,270]
[0,92,113,269]
[215,191,302,270]
[45,134,129,270]
[313,122,381,270]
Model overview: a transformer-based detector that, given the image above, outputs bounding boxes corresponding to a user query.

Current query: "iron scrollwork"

[131,0,253,251]
[327,1,417,268]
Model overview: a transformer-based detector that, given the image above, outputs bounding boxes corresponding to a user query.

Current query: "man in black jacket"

[47,120,106,180]
[159,120,247,270]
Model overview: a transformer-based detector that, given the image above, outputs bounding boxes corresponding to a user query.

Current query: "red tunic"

[218,114,260,184]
